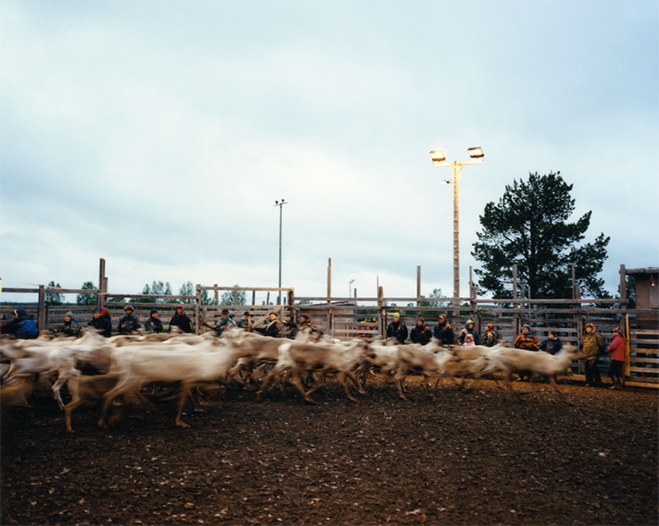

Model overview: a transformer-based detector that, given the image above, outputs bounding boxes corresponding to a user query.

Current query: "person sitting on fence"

[540,330,563,355]
[144,309,164,334]
[481,323,498,347]
[0,308,38,340]
[236,311,253,332]
[56,311,80,337]
[433,314,454,346]
[118,305,141,335]
[87,307,112,337]
[410,316,432,345]
[463,334,476,347]
[386,312,408,344]
[215,309,236,336]
[169,304,194,334]
[607,326,626,390]
[457,319,480,345]
[254,312,281,338]
[514,324,539,351]
[580,323,605,388]
[295,313,323,338]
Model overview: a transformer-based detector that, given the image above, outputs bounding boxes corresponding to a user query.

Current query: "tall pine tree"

[472,172,610,299]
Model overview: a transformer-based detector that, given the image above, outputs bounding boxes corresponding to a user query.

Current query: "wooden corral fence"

[2,260,657,388]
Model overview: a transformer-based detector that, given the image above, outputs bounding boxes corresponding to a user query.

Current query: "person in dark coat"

[457,319,480,346]
[386,312,408,344]
[540,330,563,355]
[236,311,253,332]
[433,314,454,346]
[117,305,140,335]
[214,309,236,335]
[56,311,80,337]
[169,305,194,333]
[87,307,112,337]
[0,308,38,339]
[481,323,498,347]
[144,309,164,334]
[410,316,432,345]
[263,312,282,337]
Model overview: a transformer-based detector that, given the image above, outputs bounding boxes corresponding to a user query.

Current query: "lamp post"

[274,199,288,306]
[349,279,355,298]
[429,147,484,305]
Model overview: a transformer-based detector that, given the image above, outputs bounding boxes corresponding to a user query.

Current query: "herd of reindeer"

[0,325,584,431]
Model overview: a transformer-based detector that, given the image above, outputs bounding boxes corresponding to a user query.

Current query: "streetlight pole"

[274,199,288,306]
[429,148,484,306]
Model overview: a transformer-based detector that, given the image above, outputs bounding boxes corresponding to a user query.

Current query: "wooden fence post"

[98,258,106,309]
[624,313,631,378]
[38,285,46,333]
[195,285,201,335]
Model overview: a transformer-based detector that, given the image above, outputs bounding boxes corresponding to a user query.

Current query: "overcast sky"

[1,0,657,305]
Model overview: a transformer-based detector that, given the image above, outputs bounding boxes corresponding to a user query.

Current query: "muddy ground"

[1,375,657,526]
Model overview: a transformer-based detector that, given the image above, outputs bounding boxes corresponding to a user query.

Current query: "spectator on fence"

[410,316,432,345]
[255,312,281,338]
[144,309,164,334]
[0,308,38,339]
[514,324,539,351]
[88,308,109,337]
[482,323,498,347]
[607,327,626,390]
[540,330,563,355]
[433,314,455,346]
[236,311,253,332]
[295,313,323,338]
[118,305,141,335]
[56,311,80,337]
[458,319,480,346]
[463,334,476,346]
[580,323,605,387]
[386,312,408,344]
[169,305,194,334]
[215,309,236,336]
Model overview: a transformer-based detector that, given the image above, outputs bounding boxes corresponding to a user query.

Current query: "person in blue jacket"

[1,308,38,339]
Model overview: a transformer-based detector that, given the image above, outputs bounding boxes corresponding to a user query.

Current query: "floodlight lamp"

[468,147,484,158]
[430,150,446,162]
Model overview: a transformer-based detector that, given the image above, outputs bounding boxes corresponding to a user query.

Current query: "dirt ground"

[1,375,657,526]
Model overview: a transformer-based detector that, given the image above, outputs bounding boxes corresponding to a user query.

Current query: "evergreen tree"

[221,285,247,306]
[472,172,610,299]
[76,281,97,306]
[46,281,65,306]
[178,281,195,304]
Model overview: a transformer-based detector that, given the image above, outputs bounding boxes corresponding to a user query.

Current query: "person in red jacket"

[607,327,627,390]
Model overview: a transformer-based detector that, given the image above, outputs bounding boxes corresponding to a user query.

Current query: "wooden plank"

[630,348,659,355]
[629,357,659,364]
[629,367,659,374]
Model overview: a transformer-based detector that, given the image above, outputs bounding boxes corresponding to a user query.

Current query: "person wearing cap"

[433,314,455,346]
[540,330,563,355]
[0,308,38,339]
[117,305,141,335]
[214,309,236,336]
[87,307,112,337]
[56,311,80,337]
[144,309,164,334]
[580,323,605,387]
[386,312,408,344]
[481,323,498,347]
[236,311,253,332]
[410,316,432,345]
[607,327,627,390]
[514,324,539,351]
[458,319,480,346]
[169,304,194,333]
